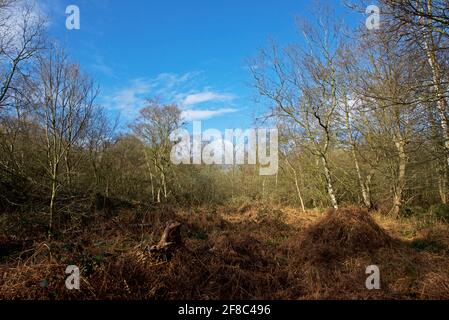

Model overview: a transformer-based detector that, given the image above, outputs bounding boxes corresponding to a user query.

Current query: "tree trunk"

[294,174,306,213]
[345,105,372,208]
[423,5,449,168]
[392,138,407,216]
[354,152,372,209]
[285,157,306,212]
[144,149,155,202]
[49,173,57,238]
[428,108,448,204]
[438,165,448,204]
[321,155,338,210]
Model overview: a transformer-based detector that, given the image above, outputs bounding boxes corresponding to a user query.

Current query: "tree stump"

[149,220,182,260]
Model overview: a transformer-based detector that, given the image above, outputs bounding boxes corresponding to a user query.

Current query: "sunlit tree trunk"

[423,1,449,168]
[321,154,338,210]
[392,132,407,216]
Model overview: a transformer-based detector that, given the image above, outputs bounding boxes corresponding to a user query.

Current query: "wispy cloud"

[102,72,198,118]
[182,91,234,107]
[103,71,238,122]
[90,54,116,77]
[109,79,152,112]
[181,108,238,121]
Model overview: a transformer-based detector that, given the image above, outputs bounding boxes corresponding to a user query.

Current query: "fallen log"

[149,220,182,258]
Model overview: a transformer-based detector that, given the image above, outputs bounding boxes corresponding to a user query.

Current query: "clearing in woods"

[1,203,449,300]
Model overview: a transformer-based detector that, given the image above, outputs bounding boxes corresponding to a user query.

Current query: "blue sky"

[41,0,363,131]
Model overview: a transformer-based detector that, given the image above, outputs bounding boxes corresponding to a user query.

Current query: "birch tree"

[131,101,182,203]
[34,48,96,236]
[251,7,345,209]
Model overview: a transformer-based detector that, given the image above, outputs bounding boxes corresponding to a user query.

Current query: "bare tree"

[85,106,116,196]
[367,1,449,173]
[251,6,346,209]
[32,48,97,236]
[357,29,425,215]
[131,100,182,203]
[0,0,45,107]
[381,0,449,38]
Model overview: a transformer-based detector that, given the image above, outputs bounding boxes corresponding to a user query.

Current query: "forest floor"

[1,202,449,299]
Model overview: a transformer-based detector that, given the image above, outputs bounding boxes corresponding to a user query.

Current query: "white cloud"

[103,72,239,122]
[110,79,151,112]
[182,91,234,107]
[181,108,238,121]
[103,72,199,118]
